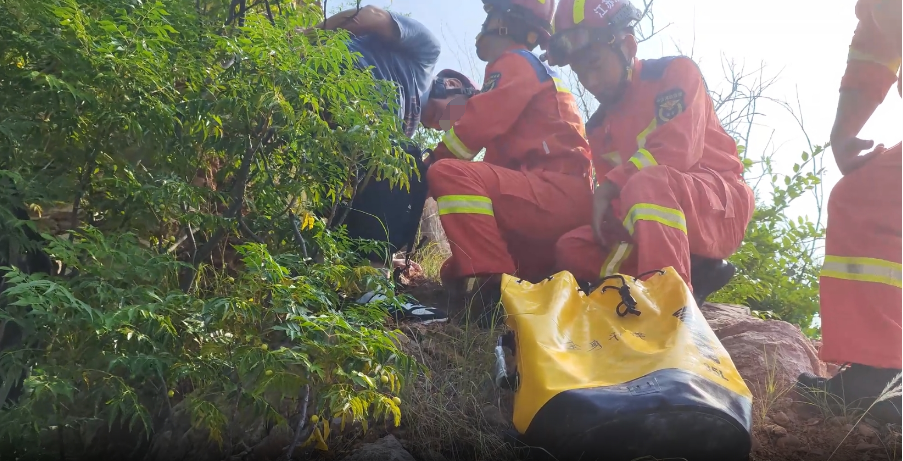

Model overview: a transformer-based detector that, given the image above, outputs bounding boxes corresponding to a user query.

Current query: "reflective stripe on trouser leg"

[600,242,634,277]
[436,195,494,216]
[622,203,688,235]
[820,255,903,288]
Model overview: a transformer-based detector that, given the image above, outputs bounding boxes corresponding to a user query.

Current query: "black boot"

[797,363,902,424]
[690,256,736,307]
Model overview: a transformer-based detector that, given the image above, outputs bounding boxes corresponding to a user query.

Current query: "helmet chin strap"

[600,35,634,107]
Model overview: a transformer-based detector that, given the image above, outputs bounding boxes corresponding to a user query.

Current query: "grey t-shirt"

[345,12,441,137]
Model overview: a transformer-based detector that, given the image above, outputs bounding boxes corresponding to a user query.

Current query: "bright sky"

[356,0,901,228]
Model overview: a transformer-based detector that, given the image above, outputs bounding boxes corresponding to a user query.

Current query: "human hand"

[832,136,884,176]
[591,181,620,247]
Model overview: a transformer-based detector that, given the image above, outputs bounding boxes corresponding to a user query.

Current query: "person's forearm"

[830,89,881,144]
[313,5,399,42]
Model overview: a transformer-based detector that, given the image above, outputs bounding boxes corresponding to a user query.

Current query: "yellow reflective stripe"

[622,203,687,235]
[636,118,657,149]
[436,194,494,217]
[573,0,586,24]
[628,119,659,170]
[600,242,633,277]
[820,255,903,288]
[552,77,571,94]
[628,148,657,170]
[442,127,477,161]
[848,47,903,74]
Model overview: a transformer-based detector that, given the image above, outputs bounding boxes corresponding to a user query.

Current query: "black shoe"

[690,256,736,307]
[357,291,449,325]
[796,363,902,424]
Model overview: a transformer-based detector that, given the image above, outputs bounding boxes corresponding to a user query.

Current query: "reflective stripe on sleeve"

[820,255,903,288]
[436,194,494,217]
[622,203,688,235]
[600,242,634,277]
[629,119,659,171]
[848,47,903,74]
[442,127,477,161]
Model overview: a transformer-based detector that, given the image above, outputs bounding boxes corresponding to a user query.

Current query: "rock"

[858,424,879,439]
[776,434,803,450]
[807,447,825,456]
[419,199,450,255]
[856,442,880,451]
[699,303,827,387]
[341,435,416,461]
[766,424,788,437]
[772,411,792,427]
[481,404,509,428]
[804,418,822,426]
[827,416,849,427]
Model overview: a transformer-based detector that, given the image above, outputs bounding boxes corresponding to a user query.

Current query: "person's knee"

[426,158,460,184]
[620,165,675,197]
[555,227,592,263]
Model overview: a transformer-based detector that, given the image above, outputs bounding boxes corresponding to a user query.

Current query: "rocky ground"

[330,271,901,461]
[27,203,902,461]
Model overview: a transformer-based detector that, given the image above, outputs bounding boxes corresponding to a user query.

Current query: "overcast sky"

[352,0,901,228]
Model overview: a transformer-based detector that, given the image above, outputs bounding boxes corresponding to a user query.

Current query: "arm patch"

[654,88,686,124]
[482,72,501,92]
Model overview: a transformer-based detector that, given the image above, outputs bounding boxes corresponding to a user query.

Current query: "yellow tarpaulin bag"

[498,267,753,461]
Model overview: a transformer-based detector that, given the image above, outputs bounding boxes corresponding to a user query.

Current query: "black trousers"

[339,141,429,265]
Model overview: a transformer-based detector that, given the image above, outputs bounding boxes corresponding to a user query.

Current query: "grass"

[749,346,794,425]
[397,320,520,461]
[825,372,902,461]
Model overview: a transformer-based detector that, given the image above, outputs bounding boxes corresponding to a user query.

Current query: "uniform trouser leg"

[555,165,754,286]
[819,143,902,369]
[427,159,592,281]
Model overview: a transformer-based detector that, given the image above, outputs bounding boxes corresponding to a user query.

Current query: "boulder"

[419,199,449,254]
[699,303,827,392]
[341,435,416,461]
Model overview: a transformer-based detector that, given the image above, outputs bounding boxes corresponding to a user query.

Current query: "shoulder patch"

[482,72,501,92]
[639,56,681,81]
[654,88,686,124]
[510,48,555,83]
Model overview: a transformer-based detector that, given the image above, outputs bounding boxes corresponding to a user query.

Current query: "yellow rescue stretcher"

[495,267,753,461]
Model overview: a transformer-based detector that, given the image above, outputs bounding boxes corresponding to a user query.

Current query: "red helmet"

[546,0,642,64]
[482,0,556,48]
[553,0,641,34]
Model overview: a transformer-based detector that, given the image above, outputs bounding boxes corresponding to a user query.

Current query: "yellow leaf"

[301,212,315,231]
[313,426,329,451]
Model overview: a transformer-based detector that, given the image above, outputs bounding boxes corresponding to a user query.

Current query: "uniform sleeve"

[436,53,541,161]
[388,12,441,70]
[605,57,709,189]
[839,0,902,104]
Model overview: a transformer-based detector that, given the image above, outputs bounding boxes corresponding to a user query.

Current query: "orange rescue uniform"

[555,56,755,286]
[818,0,902,370]
[427,44,593,282]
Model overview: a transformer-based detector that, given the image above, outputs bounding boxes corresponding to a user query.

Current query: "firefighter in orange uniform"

[421,0,593,326]
[545,0,755,307]
[796,0,901,424]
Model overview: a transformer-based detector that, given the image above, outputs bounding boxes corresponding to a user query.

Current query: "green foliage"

[1,0,422,457]
[711,144,827,337]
